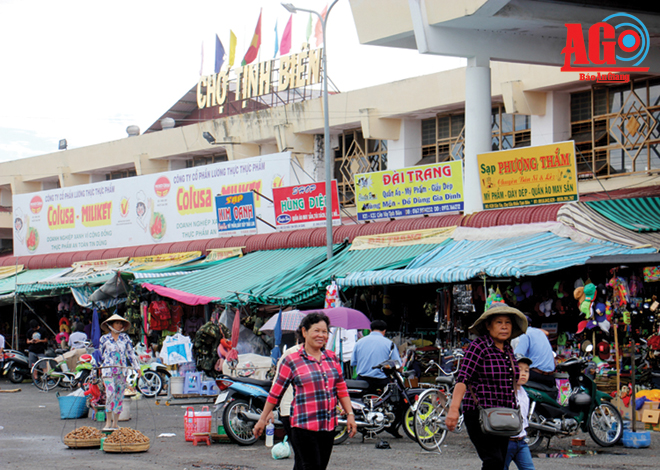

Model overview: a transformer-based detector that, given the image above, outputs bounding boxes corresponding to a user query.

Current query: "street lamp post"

[282,0,338,260]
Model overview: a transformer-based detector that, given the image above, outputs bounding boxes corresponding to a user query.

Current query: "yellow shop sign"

[477,141,578,209]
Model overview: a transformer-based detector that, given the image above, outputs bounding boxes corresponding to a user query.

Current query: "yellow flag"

[229,30,237,67]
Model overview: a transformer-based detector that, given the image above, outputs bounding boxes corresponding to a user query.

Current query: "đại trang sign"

[477,141,578,210]
[272,180,341,231]
[197,48,322,111]
[355,161,464,222]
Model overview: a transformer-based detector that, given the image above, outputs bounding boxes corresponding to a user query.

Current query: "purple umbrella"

[297,307,371,330]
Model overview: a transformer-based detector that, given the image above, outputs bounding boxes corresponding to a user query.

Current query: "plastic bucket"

[171,376,184,395]
[184,406,212,441]
[57,393,89,420]
[118,401,131,421]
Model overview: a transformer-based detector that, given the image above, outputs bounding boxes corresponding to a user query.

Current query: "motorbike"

[524,356,623,451]
[214,375,283,446]
[333,359,427,444]
[125,361,172,398]
[2,349,31,384]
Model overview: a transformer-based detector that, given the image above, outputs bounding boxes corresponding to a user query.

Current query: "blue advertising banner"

[215,192,257,236]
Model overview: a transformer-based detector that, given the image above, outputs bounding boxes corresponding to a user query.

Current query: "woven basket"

[103,440,150,453]
[64,437,101,448]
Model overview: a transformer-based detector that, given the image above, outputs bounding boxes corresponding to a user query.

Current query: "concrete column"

[531,92,571,146]
[463,56,492,214]
[387,119,421,171]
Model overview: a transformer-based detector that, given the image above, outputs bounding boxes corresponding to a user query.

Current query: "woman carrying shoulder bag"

[445,302,528,470]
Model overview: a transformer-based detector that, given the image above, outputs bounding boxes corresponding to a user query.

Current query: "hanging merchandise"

[193,321,222,376]
[484,287,503,311]
[643,266,660,283]
[159,333,194,365]
[168,302,184,332]
[148,300,171,331]
[382,286,392,316]
[125,289,143,340]
[608,276,630,308]
[324,281,340,309]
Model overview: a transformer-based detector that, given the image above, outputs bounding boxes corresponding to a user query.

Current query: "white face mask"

[108,324,124,334]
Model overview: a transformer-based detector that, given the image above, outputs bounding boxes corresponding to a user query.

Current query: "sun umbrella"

[321,307,371,330]
[91,308,101,364]
[270,307,283,364]
[260,310,305,333]
[231,308,241,349]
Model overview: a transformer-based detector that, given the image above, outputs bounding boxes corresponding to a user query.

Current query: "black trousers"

[289,427,335,470]
[281,416,303,470]
[463,409,511,470]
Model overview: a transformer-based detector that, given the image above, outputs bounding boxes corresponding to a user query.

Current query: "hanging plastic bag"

[159,333,193,365]
[271,435,291,460]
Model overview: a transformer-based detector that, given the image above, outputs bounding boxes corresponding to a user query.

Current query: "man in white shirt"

[68,323,88,349]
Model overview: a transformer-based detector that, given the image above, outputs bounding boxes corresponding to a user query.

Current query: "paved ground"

[1,378,659,470]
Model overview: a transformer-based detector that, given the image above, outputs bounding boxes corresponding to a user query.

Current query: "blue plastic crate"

[622,430,651,448]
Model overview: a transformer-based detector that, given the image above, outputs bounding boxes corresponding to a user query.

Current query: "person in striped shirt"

[446,303,528,470]
[254,312,357,470]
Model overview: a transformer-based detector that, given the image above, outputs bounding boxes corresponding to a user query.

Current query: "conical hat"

[468,303,528,339]
[101,313,130,333]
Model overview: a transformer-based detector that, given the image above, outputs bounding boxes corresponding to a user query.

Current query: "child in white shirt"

[505,355,535,470]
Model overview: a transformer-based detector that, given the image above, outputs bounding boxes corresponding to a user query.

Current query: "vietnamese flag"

[241,9,262,66]
[314,5,328,46]
[280,14,292,55]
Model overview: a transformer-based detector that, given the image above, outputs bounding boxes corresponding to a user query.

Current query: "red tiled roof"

[2,186,658,269]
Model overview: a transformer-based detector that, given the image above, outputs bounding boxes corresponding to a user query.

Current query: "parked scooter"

[524,356,623,450]
[214,375,283,446]
[333,359,426,444]
[2,349,31,384]
[125,361,172,398]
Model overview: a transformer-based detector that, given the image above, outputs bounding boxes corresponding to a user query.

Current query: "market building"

[1,1,660,405]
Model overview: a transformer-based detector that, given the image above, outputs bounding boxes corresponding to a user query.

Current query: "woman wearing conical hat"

[99,313,140,431]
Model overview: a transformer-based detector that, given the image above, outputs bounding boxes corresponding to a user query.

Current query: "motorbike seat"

[232,376,272,389]
[435,375,454,386]
[345,379,370,390]
[526,380,557,393]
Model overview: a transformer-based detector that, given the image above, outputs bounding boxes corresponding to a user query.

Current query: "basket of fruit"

[102,428,150,453]
[63,426,103,448]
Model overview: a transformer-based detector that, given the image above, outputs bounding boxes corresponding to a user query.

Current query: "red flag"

[314,5,328,47]
[280,14,292,55]
[242,9,262,66]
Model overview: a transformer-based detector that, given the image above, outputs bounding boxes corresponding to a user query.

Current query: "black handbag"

[468,354,523,437]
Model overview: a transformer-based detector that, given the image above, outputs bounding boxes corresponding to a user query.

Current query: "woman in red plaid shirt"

[254,312,357,469]
[446,303,528,470]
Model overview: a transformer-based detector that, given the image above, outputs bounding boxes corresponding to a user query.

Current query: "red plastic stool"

[192,432,211,446]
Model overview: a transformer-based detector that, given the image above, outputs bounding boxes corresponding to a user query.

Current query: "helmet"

[79,354,93,363]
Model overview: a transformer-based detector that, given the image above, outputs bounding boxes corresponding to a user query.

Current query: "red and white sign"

[272,180,341,230]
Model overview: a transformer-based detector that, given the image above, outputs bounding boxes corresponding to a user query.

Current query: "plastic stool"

[200,381,219,396]
[184,372,202,395]
[192,432,211,446]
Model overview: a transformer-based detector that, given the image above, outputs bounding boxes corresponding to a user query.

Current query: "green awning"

[0,268,71,295]
[586,197,660,232]
[16,271,116,293]
[252,241,450,306]
[133,245,346,304]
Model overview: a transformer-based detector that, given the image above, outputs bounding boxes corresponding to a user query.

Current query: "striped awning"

[585,197,660,232]
[338,231,656,287]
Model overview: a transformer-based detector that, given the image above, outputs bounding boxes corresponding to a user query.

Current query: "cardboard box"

[641,409,660,425]
[636,401,660,422]
[612,396,635,421]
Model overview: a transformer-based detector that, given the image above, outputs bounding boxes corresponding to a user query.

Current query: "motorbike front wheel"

[8,365,26,384]
[223,399,259,446]
[137,370,163,398]
[588,402,623,447]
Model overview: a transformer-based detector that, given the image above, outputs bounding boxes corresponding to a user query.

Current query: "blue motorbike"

[214,375,283,445]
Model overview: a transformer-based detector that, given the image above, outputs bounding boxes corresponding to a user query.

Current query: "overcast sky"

[0,0,464,163]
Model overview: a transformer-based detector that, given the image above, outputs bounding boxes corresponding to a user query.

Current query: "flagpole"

[282,0,339,260]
